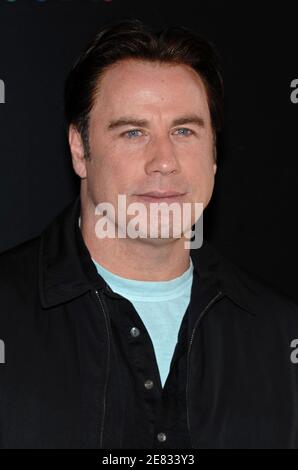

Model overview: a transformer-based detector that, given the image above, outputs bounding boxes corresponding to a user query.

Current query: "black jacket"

[0,194,298,449]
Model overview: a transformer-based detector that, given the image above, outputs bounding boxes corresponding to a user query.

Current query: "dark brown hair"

[64,17,224,161]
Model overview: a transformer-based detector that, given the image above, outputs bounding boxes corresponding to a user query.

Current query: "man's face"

[70,58,217,243]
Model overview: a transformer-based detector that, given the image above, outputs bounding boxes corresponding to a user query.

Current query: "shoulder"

[216,245,298,325]
[0,235,41,288]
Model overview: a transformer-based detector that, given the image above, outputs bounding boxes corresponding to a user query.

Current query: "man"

[0,18,298,449]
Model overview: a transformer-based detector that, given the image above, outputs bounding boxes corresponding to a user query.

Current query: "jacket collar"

[39,194,254,316]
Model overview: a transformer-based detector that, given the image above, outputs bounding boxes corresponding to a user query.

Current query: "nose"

[144,134,180,176]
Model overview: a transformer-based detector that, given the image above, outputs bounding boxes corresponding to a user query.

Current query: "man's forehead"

[91,59,210,122]
[98,58,207,92]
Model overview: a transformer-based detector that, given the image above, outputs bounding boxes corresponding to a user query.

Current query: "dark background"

[0,1,297,302]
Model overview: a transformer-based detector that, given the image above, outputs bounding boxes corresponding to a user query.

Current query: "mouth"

[134,192,186,203]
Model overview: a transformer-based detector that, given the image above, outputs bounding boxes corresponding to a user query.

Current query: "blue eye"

[175,128,193,136]
[124,129,142,138]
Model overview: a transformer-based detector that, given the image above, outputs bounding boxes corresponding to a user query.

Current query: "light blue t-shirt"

[78,216,194,387]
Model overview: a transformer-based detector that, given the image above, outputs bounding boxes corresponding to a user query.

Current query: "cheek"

[189,149,214,179]
[94,155,134,198]
[189,157,215,198]
[91,147,121,180]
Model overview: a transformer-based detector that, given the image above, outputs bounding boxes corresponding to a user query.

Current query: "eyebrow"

[107,114,206,131]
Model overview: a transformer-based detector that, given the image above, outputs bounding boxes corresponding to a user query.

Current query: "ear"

[68,124,87,179]
[213,145,217,175]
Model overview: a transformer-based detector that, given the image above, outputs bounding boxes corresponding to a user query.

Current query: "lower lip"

[136,194,186,203]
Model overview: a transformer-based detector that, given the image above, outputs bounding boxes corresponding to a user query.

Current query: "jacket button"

[157,432,167,442]
[130,327,140,338]
[144,379,154,389]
